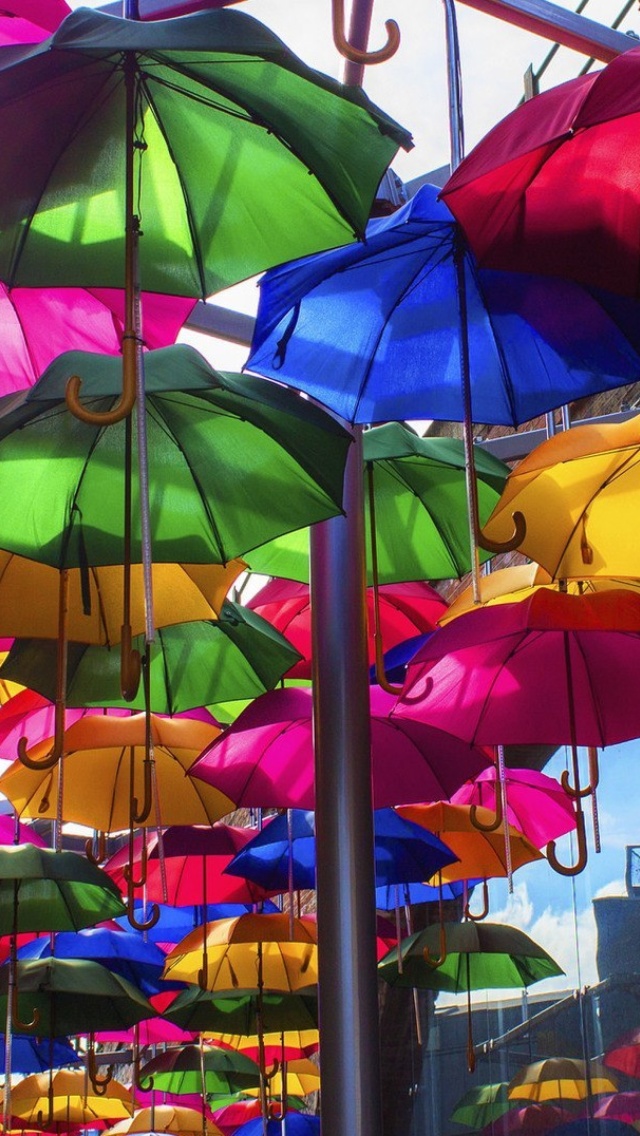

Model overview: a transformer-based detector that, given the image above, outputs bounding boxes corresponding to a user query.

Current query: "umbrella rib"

[467,255,520,427]
[470,629,533,746]
[570,632,607,748]
[370,461,466,581]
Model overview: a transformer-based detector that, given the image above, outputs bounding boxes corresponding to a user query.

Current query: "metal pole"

[311,428,381,1136]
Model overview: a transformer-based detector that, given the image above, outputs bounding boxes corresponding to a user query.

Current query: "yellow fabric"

[104,1105,222,1135]
[508,1058,617,1102]
[439,565,640,624]
[204,1029,319,1053]
[0,713,232,831]
[481,414,640,578]
[244,1058,320,1096]
[0,553,245,643]
[11,1070,133,1122]
[164,917,318,993]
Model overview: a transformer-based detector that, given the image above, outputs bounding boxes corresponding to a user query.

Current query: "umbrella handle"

[198,951,209,991]
[11,981,39,1032]
[463,878,489,922]
[478,510,527,554]
[331,0,400,64]
[17,734,62,770]
[561,748,599,799]
[87,1037,114,1096]
[132,756,153,825]
[423,923,448,968]
[133,1051,154,1092]
[469,794,503,832]
[546,807,588,876]
[65,336,137,426]
[127,881,160,931]
[85,830,107,866]
[124,835,147,888]
[121,624,142,703]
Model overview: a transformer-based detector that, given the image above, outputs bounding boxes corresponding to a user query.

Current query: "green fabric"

[0,957,153,1035]
[0,7,411,294]
[0,603,302,713]
[378,921,564,992]
[141,1045,260,1097]
[0,846,125,933]
[245,422,511,583]
[451,1083,514,1128]
[164,987,319,1034]
[0,345,350,567]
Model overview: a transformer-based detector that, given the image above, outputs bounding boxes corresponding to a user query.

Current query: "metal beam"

[454,0,634,62]
[186,299,255,346]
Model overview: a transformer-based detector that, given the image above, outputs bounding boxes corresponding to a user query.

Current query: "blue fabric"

[114,900,279,944]
[247,184,640,427]
[16,927,179,995]
[224,808,458,892]
[235,1114,320,1136]
[369,633,432,684]
[0,1033,80,1073]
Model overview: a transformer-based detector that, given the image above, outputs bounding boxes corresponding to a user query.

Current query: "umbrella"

[211,1100,305,1136]
[0,845,125,934]
[192,685,492,810]
[138,1045,261,1098]
[440,48,640,297]
[483,1105,576,1136]
[163,989,319,1038]
[480,415,640,580]
[378,921,563,1071]
[550,1123,639,1136]
[593,1096,640,1126]
[244,420,510,586]
[0,1035,80,1074]
[10,1069,133,1126]
[508,1060,618,1104]
[241,1058,320,1099]
[114,902,279,948]
[232,1118,320,1136]
[451,767,577,848]
[394,589,640,874]
[106,825,271,908]
[246,577,447,680]
[604,1029,640,1078]
[103,1105,222,1135]
[246,182,640,427]
[16,927,176,999]
[223,807,458,893]
[451,1083,515,1129]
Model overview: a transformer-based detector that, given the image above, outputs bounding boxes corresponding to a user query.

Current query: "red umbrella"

[247,577,447,679]
[604,1028,640,1079]
[593,1094,640,1124]
[451,766,576,849]
[441,48,640,297]
[192,685,492,810]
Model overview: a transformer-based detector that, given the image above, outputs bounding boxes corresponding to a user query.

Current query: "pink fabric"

[593,1094,640,1123]
[0,693,136,762]
[248,578,447,679]
[452,767,576,848]
[394,590,640,747]
[0,1,70,43]
[0,286,195,395]
[192,685,492,809]
[442,47,640,296]
[95,1018,196,1046]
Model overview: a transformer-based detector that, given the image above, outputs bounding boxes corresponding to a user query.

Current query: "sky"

[69,0,640,1004]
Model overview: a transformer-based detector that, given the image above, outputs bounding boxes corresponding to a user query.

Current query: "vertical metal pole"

[311,429,381,1136]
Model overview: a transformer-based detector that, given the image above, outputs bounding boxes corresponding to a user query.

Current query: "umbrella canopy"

[604,1029,640,1079]
[394,589,640,749]
[211,1100,305,1136]
[1,605,302,714]
[0,286,194,396]
[223,807,458,892]
[106,825,270,907]
[451,1083,515,1128]
[246,577,447,679]
[244,421,509,584]
[163,913,318,993]
[441,48,640,297]
[451,767,576,848]
[0,5,410,297]
[593,1095,640,1125]
[0,346,351,569]
[138,1045,261,1098]
[241,1058,320,1098]
[0,845,125,933]
[378,920,563,992]
[17,927,174,998]
[0,1034,80,1074]
[246,183,640,427]
[104,1105,222,1135]
[0,713,232,832]
[163,988,319,1037]
[483,1104,576,1136]
[481,415,640,580]
[439,565,640,624]
[508,1059,618,1103]
[10,1069,133,1125]
[192,685,492,810]
[0,957,154,1035]
[233,1117,320,1136]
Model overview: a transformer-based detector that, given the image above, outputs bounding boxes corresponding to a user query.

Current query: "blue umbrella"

[375,878,478,910]
[550,1122,639,1136]
[224,808,458,893]
[368,634,432,685]
[234,1114,320,1136]
[247,183,640,429]
[16,927,178,997]
[0,1033,80,1074]
[114,900,279,945]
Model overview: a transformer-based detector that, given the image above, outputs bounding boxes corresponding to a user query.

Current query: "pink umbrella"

[247,577,447,679]
[593,1094,640,1125]
[482,1104,575,1136]
[451,767,576,848]
[0,286,195,396]
[0,1,70,44]
[604,1029,640,1079]
[192,685,492,809]
[0,692,137,763]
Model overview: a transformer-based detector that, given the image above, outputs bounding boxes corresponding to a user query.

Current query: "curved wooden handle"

[469,794,503,833]
[127,885,160,931]
[17,734,62,770]
[478,510,527,554]
[546,808,588,877]
[85,830,107,866]
[464,879,489,922]
[12,981,40,1032]
[120,623,142,702]
[331,0,400,64]
[65,336,137,426]
[131,757,153,825]
[423,923,447,969]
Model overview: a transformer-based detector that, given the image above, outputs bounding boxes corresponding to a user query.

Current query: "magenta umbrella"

[191,685,492,809]
[451,767,576,849]
[482,1104,575,1136]
[247,577,447,680]
[592,1095,640,1124]
[0,286,194,395]
[604,1028,640,1079]
[394,589,640,875]
[0,1,70,44]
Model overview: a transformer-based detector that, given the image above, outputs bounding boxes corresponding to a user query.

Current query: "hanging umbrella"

[138,1044,261,1098]
[246,182,640,428]
[507,1060,618,1104]
[0,605,302,715]
[223,807,458,893]
[378,921,563,1071]
[103,1105,222,1135]
[16,927,177,999]
[394,589,640,874]
[0,845,125,933]
[241,1058,320,1099]
[244,420,510,585]
[192,685,492,810]
[106,825,271,908]
[451,767,576,848]
[10,1069,133,1126]
[205,1030,319,1066]
[451,1083,516,1129]
[246,577,447,679]
[211,1100,306,1136]
[114,902,280,948]
[480,415,640,580]
[0,1035,80,1074]
[163,989,319,1038]
[440,48,640,297]
[232,1117,320,1136]
[593,1095,640,1125]
[604,1029,640,1079]
[482,1105,576,1136]
[550,1123,639,1136]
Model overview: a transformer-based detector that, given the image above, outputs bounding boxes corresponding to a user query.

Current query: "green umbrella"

[0,845,125,934]
[378,921,564,1072]
[451,1083,516,1129]
[163,988,319,1036]
[0,603,303,714]
[244,421,510,585]
[139,1044,261,1098]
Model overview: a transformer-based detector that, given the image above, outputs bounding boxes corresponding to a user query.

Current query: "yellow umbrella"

[0,713,231,833]
[104,1105,222,1136]
[244,1056,320,1098]
[10,1068,133,1126]
[508,1058,617,1103]
[481,414,640,578]
[205,1029,320,1056]
[439,564,640,625]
